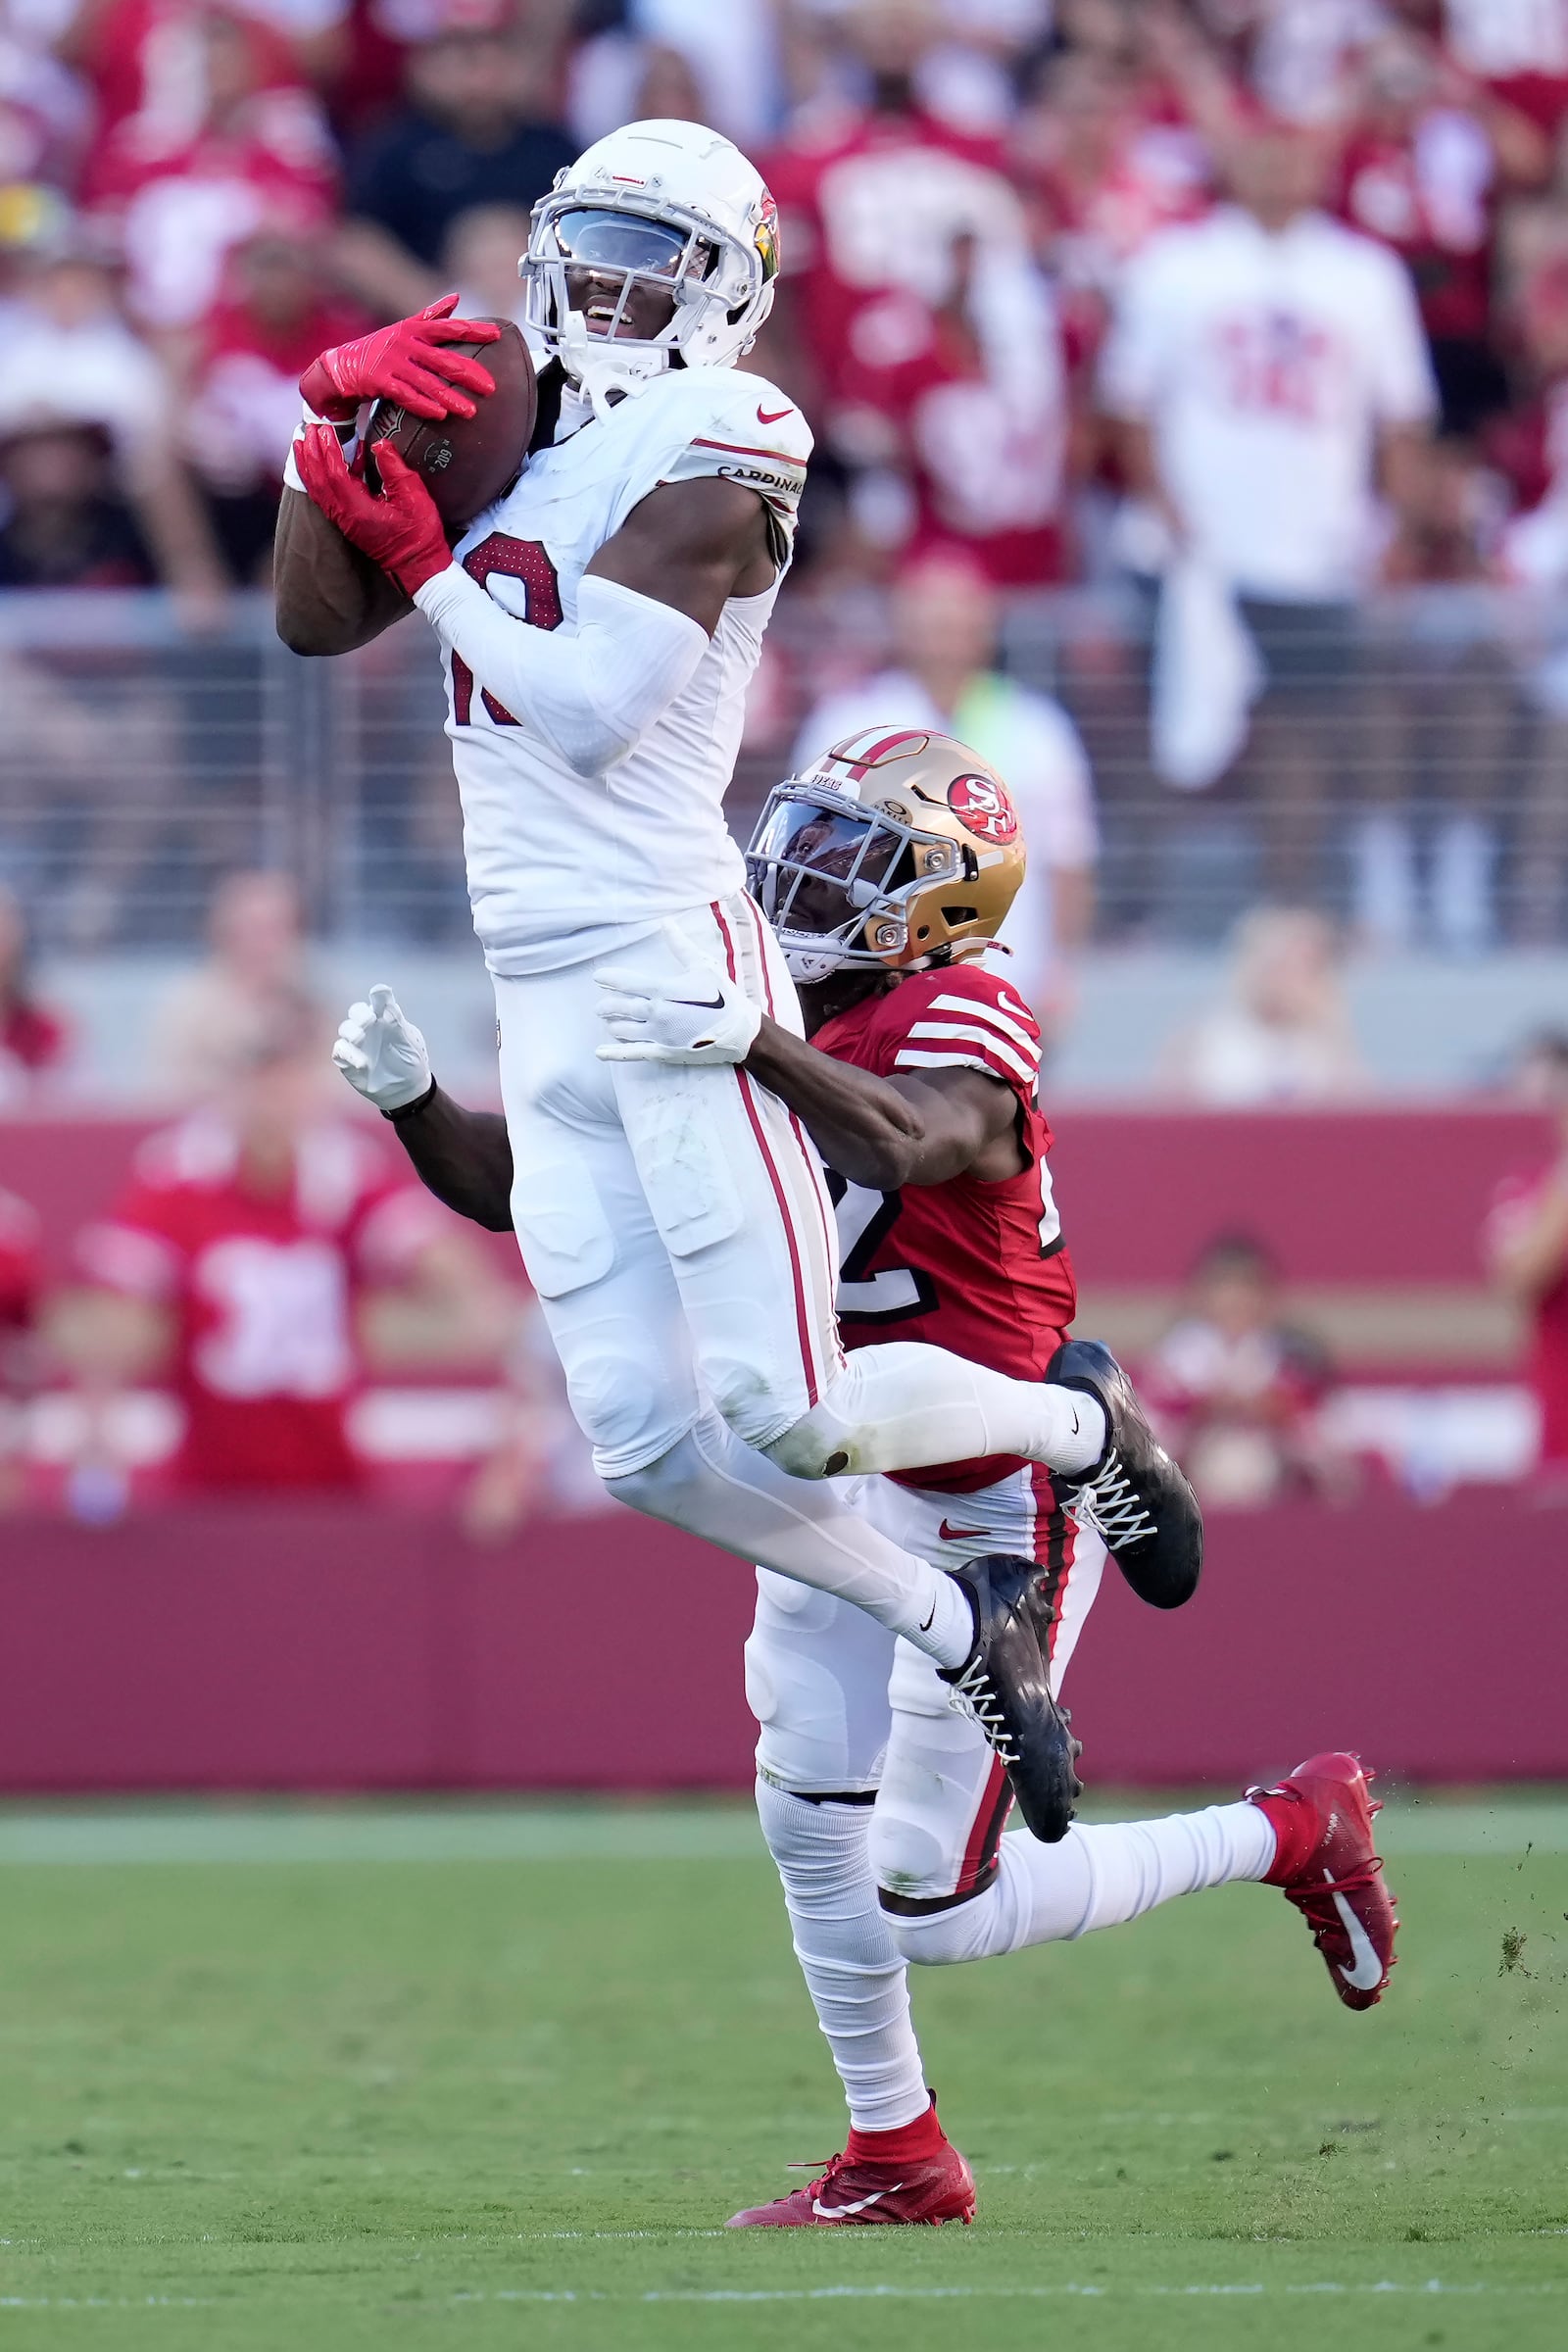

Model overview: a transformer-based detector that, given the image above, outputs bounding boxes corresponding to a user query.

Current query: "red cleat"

[1248,1750,1397,2011]
[726,2137,975,2228]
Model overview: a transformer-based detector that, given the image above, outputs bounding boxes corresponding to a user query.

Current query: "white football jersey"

[1101,207,1436,600]
[442,363,811,973]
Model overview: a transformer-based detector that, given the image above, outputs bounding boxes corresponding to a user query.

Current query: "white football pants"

[747,1475,1273,2134]
[493,891,1091,1655]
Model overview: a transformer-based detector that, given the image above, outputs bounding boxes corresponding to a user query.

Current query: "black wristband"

[380,1077,438,1124]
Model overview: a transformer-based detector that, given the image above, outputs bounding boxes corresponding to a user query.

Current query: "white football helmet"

[521,119,780,411]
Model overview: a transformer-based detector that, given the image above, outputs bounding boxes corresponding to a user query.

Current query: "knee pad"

[883,1895,991,1969]
[565,1352,691,1482]
[757,1399,858,1481]
[747,1573,893,1796]
[868,1801,963,1912]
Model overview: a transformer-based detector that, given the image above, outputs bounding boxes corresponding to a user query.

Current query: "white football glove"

[331,983,434,1111]
[595,943,761,1065]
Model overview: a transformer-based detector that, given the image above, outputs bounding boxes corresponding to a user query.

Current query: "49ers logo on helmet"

[947,773,1017,843]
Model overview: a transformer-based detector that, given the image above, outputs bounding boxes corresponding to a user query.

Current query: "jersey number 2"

[452,534,563,726]
[826,1171,937,1325]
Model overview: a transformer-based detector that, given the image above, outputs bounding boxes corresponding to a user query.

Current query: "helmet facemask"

[522,196,764,409]
[746,781,974,984]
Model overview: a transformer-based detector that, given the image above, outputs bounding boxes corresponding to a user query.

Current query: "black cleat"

[939,1554,1082,1842]
[1048,1339,1202,1609]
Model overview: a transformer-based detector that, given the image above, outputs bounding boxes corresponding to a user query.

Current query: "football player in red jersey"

[334,733,1394,2228]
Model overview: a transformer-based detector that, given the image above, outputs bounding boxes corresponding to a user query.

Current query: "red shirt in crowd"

[0,1188,41,1336]
[1488,1166,1568,1465]
[76,1112,443,1490]
[1336,113,1496,345]
[812,959,1076,1494]
[189,291,371,495]
[765,106,1022,412]
[1,998,70,1087]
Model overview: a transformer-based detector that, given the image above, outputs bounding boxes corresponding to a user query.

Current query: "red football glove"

[295,425,452,597]
[298,293,501,422]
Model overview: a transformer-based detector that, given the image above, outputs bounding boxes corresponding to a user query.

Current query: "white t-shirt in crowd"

[790,667,1098,1010]
[1100,205,1437,602]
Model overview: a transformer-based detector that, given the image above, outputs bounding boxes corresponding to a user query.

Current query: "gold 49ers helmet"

[746,727,1027,983]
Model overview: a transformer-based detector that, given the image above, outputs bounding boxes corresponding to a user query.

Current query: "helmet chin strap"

[557,310,669,419]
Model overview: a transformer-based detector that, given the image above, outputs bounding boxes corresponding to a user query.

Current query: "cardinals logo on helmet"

[948,773,1018,843]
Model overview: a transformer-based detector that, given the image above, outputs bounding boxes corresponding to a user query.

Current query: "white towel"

[1151,557,1262,791]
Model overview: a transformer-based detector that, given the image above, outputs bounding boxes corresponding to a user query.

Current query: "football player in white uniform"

[274,120,1196,1828]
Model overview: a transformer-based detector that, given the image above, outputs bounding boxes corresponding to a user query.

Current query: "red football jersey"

[764,109,1020,410]
[77,1113,442,1491]
[812,961,1077,1493]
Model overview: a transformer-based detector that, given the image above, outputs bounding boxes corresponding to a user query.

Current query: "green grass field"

[0,1797,1564,2352]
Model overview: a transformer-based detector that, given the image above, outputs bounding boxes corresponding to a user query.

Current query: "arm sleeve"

[412,569,710,779]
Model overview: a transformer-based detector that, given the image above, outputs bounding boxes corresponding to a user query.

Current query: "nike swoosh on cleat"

[918,1600,937,1633]
[812,2184,903,2218]
[938,1519,990,1542]
[1329,1883,1386,1990]
[757,404,793,423]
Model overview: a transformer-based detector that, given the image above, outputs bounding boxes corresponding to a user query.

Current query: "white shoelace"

[1072,1452,1156,1550]
[945,1654,1020,1768]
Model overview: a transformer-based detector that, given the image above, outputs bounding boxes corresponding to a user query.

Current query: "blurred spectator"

[1334,25,1544,435]
[1101,121,1438,897]
[1353,430,1513,955]
[568,7,777,149]
[0,883,70,1100]
[0,417,156,585]
[1484,1027,1568,1481]
[1162,905,1366,1103]
[78,7,340,334]
[833,221,1069,583]
[1145,1230,1346,1508]
[182,220,370,580]
[763,2,1043,437]
[336,19,574,319]
[1444,0,1568,142]
[0,237,229,599]
[64,1003,505,1493]
[149,868,309,1098]
[793,548,1099,1036]
[0,1184,43,1511]
[441,199,531,327]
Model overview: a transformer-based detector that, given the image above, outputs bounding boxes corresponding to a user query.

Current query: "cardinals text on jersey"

[444,364,810,975]
[811,961,1077,1493]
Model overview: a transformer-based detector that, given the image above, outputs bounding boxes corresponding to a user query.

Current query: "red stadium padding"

[0,1493,1558,1791]
[2,1106,1552,1285]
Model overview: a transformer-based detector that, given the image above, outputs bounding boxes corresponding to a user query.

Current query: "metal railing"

[4,583,1567,952]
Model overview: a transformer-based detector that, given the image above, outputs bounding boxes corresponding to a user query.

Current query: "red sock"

[1250,1788,1314,1885]
[846,2095,946,2168]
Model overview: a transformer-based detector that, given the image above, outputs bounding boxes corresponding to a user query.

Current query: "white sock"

[605,1413,975,1667]
[891,1801,1277,1966]
[786,1347,1106,1480]
[757,1781,930,2134]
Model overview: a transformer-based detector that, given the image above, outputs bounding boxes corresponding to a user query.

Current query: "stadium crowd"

[7,0,1568,595]
[5,2,1568,957]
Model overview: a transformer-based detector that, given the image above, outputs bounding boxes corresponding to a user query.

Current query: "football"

[363,318,536,533]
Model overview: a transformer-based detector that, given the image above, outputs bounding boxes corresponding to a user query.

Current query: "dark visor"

[749,800,904,892]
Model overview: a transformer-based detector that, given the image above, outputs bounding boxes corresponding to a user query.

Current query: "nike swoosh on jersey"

[757,404,793,423]
[938,1519,991,1542]
[1328,1883,1386,1990]
[812,2183,904,2218]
